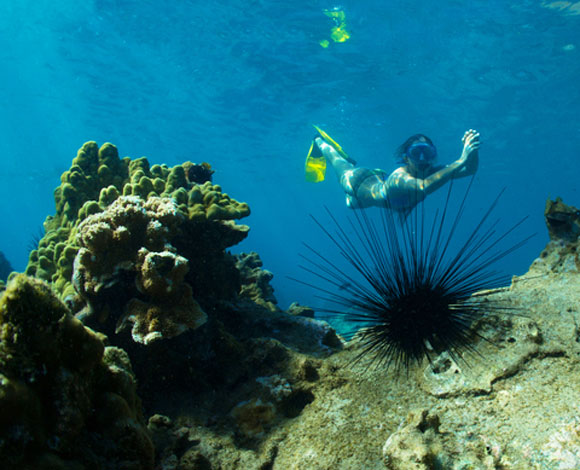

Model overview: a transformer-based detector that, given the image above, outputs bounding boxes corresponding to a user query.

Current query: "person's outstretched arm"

[421,129,480,194]
[381,129,481,206]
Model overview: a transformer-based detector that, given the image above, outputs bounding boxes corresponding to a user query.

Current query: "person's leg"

[315,137,386,208]
[315,137,355,192]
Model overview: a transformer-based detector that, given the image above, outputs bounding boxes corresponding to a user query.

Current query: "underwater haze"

[1,0,579,309]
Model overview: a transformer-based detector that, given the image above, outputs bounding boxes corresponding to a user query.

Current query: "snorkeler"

[305,128,480,213]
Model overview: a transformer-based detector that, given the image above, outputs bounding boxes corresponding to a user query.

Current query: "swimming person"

[306,128,480,214]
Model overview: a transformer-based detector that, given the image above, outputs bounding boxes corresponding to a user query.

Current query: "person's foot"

[310,136,325,159]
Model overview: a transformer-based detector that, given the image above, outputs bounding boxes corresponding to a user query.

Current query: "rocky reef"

[4,141,580,469]
[0,142,342,468]
[145,197,580,470]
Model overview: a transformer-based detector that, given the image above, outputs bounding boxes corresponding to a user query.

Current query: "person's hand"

[460,129,480,162]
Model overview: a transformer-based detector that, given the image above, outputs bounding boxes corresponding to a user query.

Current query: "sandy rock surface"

[157,249,580,470]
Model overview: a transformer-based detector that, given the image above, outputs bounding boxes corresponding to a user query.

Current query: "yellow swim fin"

[312,125,356,164]
[305,140,327,183]
[305,126,356,183]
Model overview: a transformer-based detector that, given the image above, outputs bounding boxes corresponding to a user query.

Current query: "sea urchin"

[297,177,531,372]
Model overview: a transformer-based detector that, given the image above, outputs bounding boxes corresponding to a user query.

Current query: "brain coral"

[25,142,250,344]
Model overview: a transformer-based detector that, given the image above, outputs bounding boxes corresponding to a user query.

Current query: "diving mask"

[406,142,437,165]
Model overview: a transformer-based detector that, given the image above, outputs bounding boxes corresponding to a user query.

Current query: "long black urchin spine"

[294,176,532,372]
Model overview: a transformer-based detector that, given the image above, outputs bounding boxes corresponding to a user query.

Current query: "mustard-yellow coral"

[26,142,250,307]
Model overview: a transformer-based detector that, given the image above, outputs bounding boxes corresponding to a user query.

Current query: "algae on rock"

[0,274,154,469]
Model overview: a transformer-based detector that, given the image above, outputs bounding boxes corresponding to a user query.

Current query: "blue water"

[1,1,579,309]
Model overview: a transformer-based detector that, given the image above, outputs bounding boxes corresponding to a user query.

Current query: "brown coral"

[73,196,215,344]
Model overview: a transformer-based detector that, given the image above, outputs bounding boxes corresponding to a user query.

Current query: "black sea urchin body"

[298,178,531,372]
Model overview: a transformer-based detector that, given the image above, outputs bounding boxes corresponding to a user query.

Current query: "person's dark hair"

[394,134,435,163]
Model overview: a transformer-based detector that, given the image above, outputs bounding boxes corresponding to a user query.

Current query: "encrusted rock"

[287,302,315,318]
[383,409,444,470]
[236,251,278,311]
[0,274,153,468]
[544,196,580,242]
[231,398,276,438]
